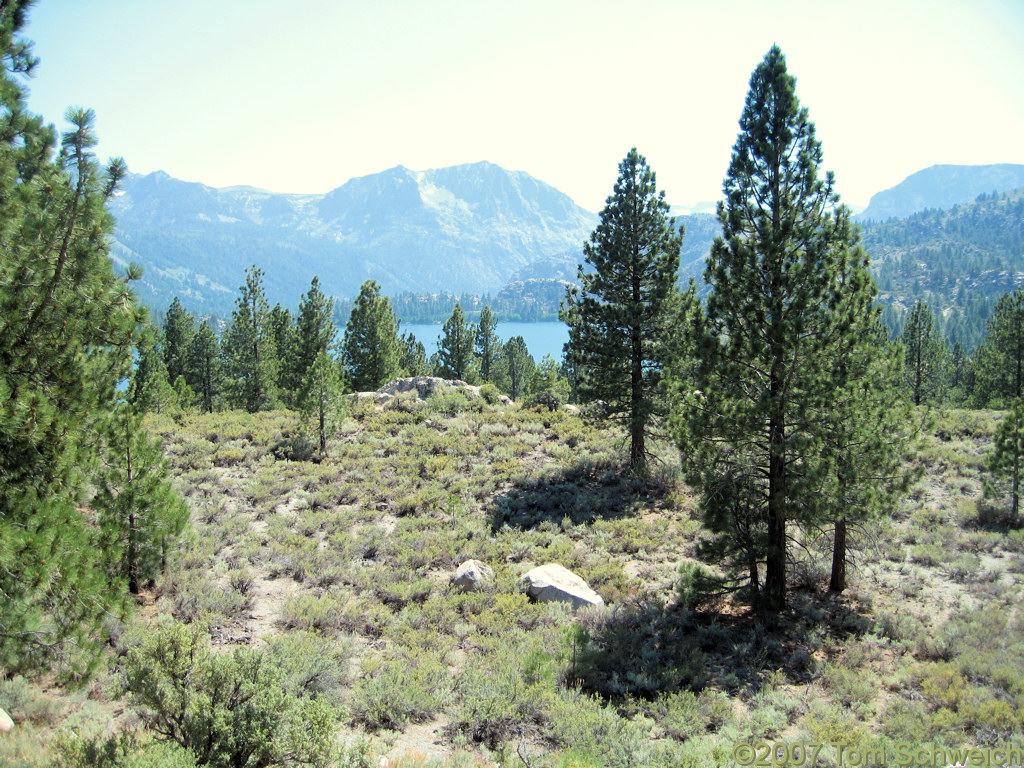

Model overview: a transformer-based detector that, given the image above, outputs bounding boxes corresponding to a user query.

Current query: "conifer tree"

[819,313,916,594]
[341,279,402,391]
[562,148,686,477]
[676,46,879,610]
[973,289,1024,407]
[130,326,175,413]
[988,398,1024,521]
[399,332,430,377]
[435,303,475,381]
[475,306,500,382]
[94,404,189,594]
[288,276,336,394]
[222,266,279,412]
[493,336,534,400]
[301,352,345,457]
[0,2,148,671]
[901,299,948,405]
[186,320,221,413]
[162,297,195,384]
[269,303,295,399]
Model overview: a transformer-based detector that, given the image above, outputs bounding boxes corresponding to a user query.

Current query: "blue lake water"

[402,321,569,363]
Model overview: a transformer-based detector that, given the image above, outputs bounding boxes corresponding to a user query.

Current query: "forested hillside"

[864,188,1024,348]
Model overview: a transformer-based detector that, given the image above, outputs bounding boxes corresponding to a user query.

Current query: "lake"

[402,321,569,363]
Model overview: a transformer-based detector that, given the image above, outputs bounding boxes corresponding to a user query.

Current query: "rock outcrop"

[451,559,494,592]
[357,376,511,405]
[521,563,604,610]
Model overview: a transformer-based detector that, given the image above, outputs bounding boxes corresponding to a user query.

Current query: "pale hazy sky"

[22,0,1024,211]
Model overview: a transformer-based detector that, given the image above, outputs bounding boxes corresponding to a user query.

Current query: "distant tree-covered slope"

[858,163,1024,221]
[862,188,1024,348]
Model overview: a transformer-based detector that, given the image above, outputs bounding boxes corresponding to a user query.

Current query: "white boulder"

[521,563,604,610]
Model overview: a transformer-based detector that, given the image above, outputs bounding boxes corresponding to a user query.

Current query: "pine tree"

[301,352,346,457]
[399,332,429,377]
[475,306,500,382]
[162,297,195,384]
[130,326,175,413]
[820,314,916,594]
[0,2,148,672]
[988,398,1024,522]
[973,289,1024,408]
[901,299,948,406]
[435,303,475,381]
[341,279,402,391]
[493,336,534,400]
[268,302,296,400]
[676,46,873,610]
[222,266,279,412]
[185,320,221,413]
[288,276,336,394]
[94,404,188,594]
[561,148,686,477]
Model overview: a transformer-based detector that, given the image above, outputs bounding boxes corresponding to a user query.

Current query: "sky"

[21,0,1024,212]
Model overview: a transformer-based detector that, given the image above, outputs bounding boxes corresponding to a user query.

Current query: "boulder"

[0,707,13,733]
[521,563,604,610]
[451,559,494,592]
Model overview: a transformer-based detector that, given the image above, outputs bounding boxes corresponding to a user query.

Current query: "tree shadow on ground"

[566,590,873,700]
[488,459,672,531]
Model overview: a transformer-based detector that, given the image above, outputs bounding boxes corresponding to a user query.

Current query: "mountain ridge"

[858,163,1024,221]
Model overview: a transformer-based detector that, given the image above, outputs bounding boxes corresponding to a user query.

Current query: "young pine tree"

[301,352,346,457]
[94,404,188,595]
[287,276,336,394]
[988,398,1024,522]
[341,279,402,391]
[562,148,688,477]
[435,303,475,381]
[677,46,879,610]
[222,266,279,412]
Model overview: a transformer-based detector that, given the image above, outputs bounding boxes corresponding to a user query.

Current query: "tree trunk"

[829,517,847,593]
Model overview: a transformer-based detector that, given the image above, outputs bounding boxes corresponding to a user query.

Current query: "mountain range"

[110,162,1024,333]
[109,162,597,315]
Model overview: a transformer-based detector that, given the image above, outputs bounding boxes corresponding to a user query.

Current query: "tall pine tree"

[222,266,279,412]
[676,47,877,610]
[901,299,948,406]
[185,320,221,413]
[562,148,686,477]
[0,1,167,672]
[973,289,1024,408]
[162,297,195,385]
[475,305,500,382]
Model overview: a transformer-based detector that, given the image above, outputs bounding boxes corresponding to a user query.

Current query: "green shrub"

[349,652,449,731]
[121,620,338,768]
